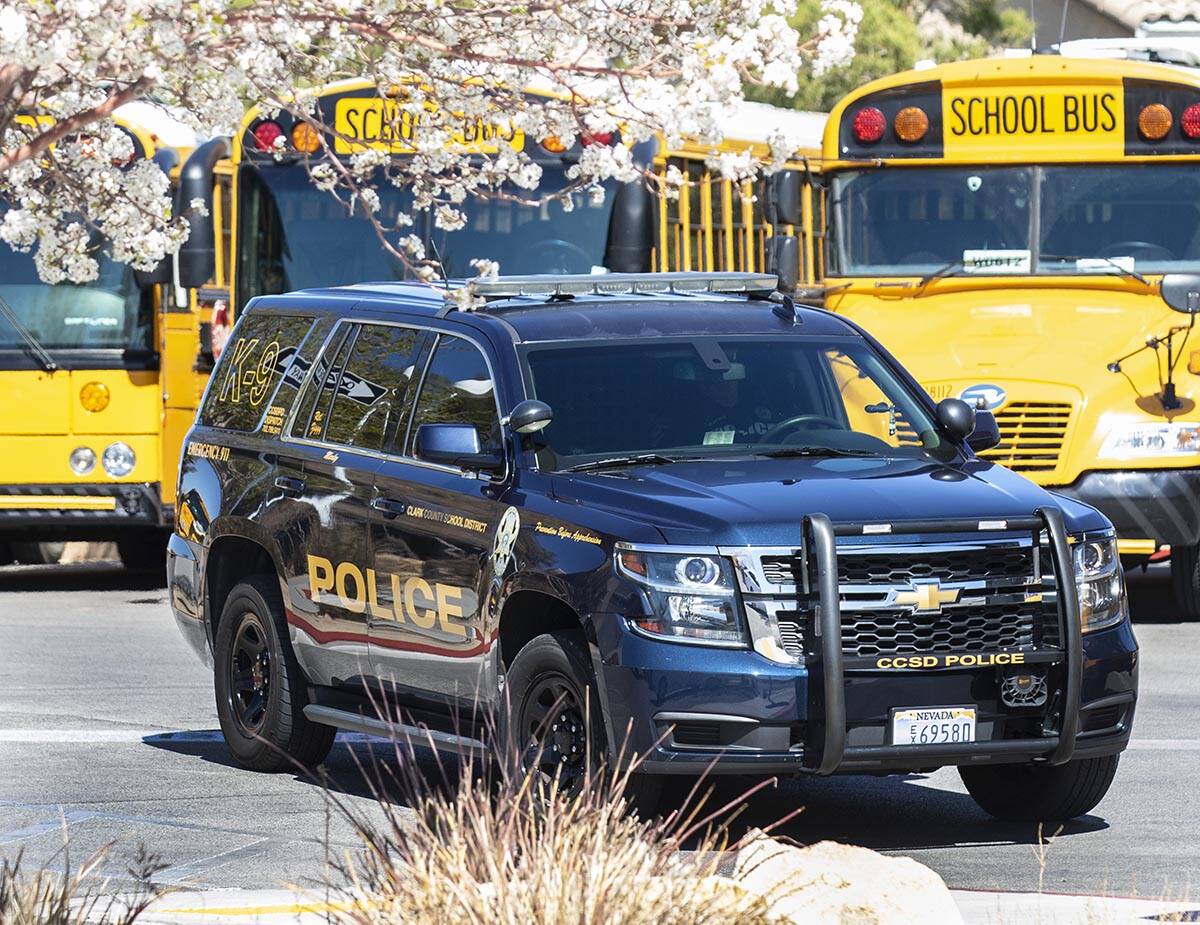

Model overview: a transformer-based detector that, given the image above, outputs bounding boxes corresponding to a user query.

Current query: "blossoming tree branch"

[0,0,860,283]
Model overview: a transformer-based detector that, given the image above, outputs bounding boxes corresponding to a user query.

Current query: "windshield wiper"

[563,453,684,473]
[917,259,965,289]
[1040,254,1150,286]
[756,446,882,459]
[0,292,56,373]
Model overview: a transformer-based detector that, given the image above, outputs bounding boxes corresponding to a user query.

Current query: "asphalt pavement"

[0,560,1195,907]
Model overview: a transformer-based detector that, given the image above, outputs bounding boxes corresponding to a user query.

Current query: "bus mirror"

[766,235,800,293]
[604,181,655,272]
[967,410,1001,453]
[765,170,802,228]
[1161,274,1200,314]
[175,137,230,290]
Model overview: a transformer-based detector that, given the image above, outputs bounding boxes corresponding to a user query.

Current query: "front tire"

[213,575,335,772]
[500,631,662,814]
[959,754,1120,821]
[1171,543,1200,620]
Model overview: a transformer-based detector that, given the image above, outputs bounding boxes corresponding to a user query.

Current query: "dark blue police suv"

[167,272,1138,821]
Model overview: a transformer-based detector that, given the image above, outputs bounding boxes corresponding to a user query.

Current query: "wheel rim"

[228,613,271,737]
[519,672,591,794]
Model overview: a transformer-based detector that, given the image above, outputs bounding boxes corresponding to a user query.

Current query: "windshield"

[831,165,1200,277]
[236,163,616,307]
[0,239,149,351]
[523,336,950,469]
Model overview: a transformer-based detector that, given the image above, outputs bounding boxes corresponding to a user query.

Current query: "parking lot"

[0,561,1195,902]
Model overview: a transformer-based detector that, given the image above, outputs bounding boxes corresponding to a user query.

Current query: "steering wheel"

[527,238,593,274]
[759,414,845,444]
[1099,241,1175,262]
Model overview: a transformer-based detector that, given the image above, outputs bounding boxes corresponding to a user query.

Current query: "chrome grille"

[981,402,1072,473]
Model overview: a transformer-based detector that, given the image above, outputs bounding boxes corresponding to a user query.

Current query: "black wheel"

[214,575,335,772]
[500,631,662,813]
[959,754,1120,821]
[1171,543,1200,620]
[117,532,167,571]
[10,541,63,565]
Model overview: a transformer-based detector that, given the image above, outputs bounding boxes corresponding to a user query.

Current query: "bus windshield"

[0,242,149,352]
[236,163,616,306]
[830,164,1200,277]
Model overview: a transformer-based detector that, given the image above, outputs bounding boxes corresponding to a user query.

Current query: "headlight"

[69,446,95,475]
[101,442,136,477]
[1099,421,1200,458]
[615,548,745,645]
[1073,535,1127,634]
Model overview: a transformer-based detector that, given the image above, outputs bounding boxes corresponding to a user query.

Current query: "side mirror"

[765,170,803,227]
[175,137,230,289]
[766,235,800,293]
[506,399,553,434]
[1161,273,1200,314]
[936,397,976,442]
[967,409,1002,453]
[416,423,504,472]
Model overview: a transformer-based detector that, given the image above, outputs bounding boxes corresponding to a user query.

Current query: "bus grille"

[981,402,1073,473]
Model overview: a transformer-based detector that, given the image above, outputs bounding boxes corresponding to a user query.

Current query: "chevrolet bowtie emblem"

[893,580,961,613]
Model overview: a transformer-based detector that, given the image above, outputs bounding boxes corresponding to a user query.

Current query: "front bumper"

[0,482,167,538]
[592,509,1138,775]
[1057,468,1200,549]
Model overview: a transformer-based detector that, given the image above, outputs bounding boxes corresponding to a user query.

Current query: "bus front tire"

[213,575,335,773]
[959,754,1120,822]
[1170,543,1200,620]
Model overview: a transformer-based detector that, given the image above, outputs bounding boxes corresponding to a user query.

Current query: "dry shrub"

[0,842,163,925]
[321,740,785,925]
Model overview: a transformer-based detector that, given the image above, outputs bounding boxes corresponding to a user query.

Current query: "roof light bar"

[471,271,779,299]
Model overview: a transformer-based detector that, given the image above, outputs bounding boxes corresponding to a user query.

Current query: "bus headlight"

[69,447,95,475]
[615,548,745,645]
[1099,421,1200,458]
[101,442,136,477]
[1073,536,1127,633]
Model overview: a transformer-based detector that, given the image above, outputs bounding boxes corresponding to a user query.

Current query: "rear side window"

[407,335,500,454]
[200,313,315,432]
[292,322,425,452]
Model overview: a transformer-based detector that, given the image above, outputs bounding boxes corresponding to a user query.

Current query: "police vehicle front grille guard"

[802,509,1083,774]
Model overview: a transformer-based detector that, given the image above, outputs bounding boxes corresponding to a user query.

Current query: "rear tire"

[1171,543,1200,620]
[10,541,63,565]
[500,631,662,816]
[959,754,1120,822]
[213,575,335,772]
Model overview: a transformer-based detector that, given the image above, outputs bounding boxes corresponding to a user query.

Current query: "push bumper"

[0,482,166,538]
[1057,468,1200,549]
[593,508,1137,775]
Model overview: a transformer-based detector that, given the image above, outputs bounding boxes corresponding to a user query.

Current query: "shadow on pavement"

[0,561,165,593]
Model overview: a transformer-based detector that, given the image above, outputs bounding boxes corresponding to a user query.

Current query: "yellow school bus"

[0,105,222,568]
[820,55,1200,616]
[174,81,825,316]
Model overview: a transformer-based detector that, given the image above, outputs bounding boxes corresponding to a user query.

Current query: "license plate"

[891,706,976,746]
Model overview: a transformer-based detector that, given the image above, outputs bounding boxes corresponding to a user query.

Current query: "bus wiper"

[756,446,882,458]
[1040,254,1150,287]
[563,453,684,473]
[916,259,965,289]
[0,292,56,373]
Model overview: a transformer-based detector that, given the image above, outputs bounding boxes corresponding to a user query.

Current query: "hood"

[830,284,1180,391]
[551,456,1082,547]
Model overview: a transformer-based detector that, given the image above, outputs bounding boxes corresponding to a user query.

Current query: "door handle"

[274,476,305,497]
[371,497,406,518]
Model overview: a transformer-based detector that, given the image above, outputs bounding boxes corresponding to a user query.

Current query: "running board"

[302,704,489,757]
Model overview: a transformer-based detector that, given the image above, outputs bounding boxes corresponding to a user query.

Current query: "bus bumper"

[1056,469,1200,549]
[0,482,167,539]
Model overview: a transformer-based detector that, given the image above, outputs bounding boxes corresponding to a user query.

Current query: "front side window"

[407,335,500,454]
[523,336,947,469]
